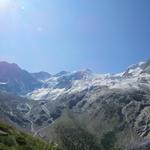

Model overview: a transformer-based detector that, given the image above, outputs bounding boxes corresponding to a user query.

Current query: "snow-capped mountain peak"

[27,60,150,101]
[123,60,150,77]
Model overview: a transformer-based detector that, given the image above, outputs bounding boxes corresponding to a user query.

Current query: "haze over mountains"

[0,61,42,94]
[1,60,150,149]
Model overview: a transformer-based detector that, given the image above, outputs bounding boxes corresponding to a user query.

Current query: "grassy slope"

[0,122,61,150]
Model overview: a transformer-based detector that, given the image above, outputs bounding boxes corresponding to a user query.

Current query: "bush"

[0,135,16,147]
[101,131,116,150]
[16,136,26,145]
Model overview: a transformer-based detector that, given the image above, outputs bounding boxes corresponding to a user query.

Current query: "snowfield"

[27,61,150,101]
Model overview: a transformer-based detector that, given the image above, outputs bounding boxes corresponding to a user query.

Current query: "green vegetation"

[0,122,61,150]
[101,131,116,150]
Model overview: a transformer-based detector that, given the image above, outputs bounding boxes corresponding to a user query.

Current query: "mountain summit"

[0,61,41,94]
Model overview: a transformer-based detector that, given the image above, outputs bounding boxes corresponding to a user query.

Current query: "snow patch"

[128,67,143,76]
[0,82,7,85]
[138,61,146,66]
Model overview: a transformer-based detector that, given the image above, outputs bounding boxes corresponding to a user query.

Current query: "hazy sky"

[0,0,150,74]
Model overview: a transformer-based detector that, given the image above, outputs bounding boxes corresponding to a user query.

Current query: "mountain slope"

[25,60,150,149]
[1,60,150,149]
[27,61,150,101]
[32,72,51,82]
[0,61,41,94]
[0,121,61,150]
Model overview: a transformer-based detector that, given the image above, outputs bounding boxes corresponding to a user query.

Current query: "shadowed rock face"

[0,61,41,94]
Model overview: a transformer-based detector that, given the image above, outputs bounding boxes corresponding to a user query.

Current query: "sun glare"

[0,0,25,13]
[0,0,11,11]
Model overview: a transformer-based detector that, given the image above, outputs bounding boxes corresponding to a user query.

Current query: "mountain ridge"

[0,60,150,149]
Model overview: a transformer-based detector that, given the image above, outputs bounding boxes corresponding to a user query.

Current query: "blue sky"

[0,0,150,74]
